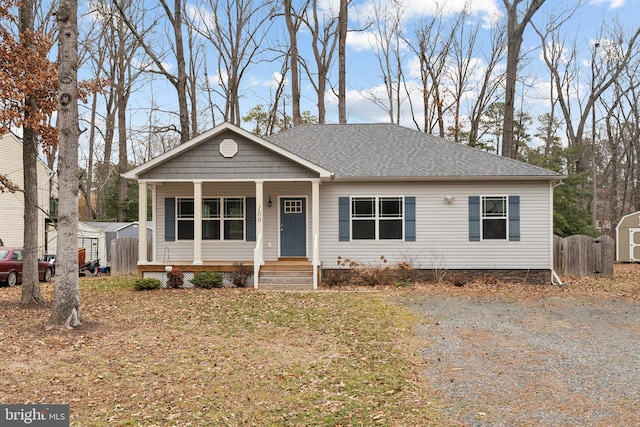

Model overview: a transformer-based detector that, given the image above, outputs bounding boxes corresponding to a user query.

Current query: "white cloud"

[589,0,625,9]
[353,0,502,27]
[346,30,378,51]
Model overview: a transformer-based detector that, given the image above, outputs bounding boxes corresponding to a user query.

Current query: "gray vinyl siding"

[154,181,313,263]
[318,181,553,270]
[153,180,552,270]
[141,130,317,180]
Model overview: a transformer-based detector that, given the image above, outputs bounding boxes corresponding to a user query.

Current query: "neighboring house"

[123,122,563,288]
[47,221,153,268]
[0,132,52,255]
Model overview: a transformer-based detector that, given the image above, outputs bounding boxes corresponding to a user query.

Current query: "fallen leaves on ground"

[1,264,637,426]
[0,278,437,426]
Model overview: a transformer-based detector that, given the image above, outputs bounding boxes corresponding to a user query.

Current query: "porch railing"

[253,234,264,288]
[313,233,319,289]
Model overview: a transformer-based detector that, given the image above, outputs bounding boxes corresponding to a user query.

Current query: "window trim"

[350,196,405,241]
[469,195,520,242]
[175,196,246,241]
[481,195,508,240]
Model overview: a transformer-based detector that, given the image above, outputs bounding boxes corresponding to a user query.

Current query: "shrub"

[333,256,415,287]
[166,267,184,289]
[191,271,223,289]
[230,262,251,287]
[133,278,161,291]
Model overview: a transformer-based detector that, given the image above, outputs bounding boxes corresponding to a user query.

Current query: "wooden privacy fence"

[553,234,614,277]
[110,236,152,275]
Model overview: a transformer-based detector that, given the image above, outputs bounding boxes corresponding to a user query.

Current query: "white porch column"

[255,180,264,242]
[137,181,148,264]
[151,183,157,263]
[193,180,203,265]
[254,180,264,288]
[312,179,320,289]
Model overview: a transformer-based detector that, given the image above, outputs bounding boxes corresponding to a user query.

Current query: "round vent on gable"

[219,139,238,158]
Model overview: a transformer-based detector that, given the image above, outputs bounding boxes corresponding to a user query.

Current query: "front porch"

[133,178,322,289]
[122,124,333,290]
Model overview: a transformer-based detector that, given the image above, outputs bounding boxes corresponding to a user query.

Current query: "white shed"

[615,211,640,262]
[47,221,153,267]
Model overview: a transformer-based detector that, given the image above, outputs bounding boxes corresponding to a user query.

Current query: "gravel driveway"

[399,294,640,426]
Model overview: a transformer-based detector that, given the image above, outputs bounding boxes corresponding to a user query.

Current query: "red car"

[0,247,53,287]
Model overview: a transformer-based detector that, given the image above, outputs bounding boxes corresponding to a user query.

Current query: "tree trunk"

[501,0,545,158]
[284,0,301,126]
[337,0,347,124]
[19,0,45,305]
[84,92,98,220]
[47,0,81,330]
[117,85,128,222]
[170,0,190,142]
[116,30,129,222]
[501,3,520,158]
[21,126,46,304]
[96,91,115,220]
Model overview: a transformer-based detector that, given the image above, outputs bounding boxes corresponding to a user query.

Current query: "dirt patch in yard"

[393,264,640,426]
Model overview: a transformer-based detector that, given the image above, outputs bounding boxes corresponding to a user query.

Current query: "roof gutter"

[328,175,567,183]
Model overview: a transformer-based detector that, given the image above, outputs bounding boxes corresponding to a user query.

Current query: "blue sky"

[72,0,640,164]
[234,0,639,127]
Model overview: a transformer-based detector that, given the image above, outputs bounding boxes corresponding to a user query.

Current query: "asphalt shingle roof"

[267,123,562,180]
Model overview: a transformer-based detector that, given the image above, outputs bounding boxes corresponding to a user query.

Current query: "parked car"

[42,254,56,275]
[0,247,53,287]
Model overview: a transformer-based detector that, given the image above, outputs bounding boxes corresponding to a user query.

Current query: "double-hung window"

[223,198,244,240]
[351,196,403,240]
[202,198,220,240]
[482,196,507,240]
[176,197,245,241]
[177,198,195,240]
[469,195,520,241]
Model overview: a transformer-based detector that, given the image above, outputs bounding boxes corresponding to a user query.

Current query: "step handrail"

[253,234,263,288]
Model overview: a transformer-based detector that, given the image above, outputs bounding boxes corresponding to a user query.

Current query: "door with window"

[280,198,306,257]
[630,228,640,261]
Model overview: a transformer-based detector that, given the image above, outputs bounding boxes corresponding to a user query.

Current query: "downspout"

[551,270,564,286]
[551,179,564,286]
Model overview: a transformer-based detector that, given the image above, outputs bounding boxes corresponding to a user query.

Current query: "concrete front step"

[258,259,315,289]
[260,270,313,277]
[259,275,313,285]
[258,283,314,290]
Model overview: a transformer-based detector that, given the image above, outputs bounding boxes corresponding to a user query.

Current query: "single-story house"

[0,132,52,255]
[123,122,564,289]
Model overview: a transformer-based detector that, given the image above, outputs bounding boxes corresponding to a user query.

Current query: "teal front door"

[280,198,306,257]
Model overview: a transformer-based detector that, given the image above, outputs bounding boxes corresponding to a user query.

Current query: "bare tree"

[366,0,405,123]
[86,1,144,221]
[48,0,81,329]
[501,0,546,158]
[408,7,464,136]
[466,24,507,147]
[300,0,338,124]
[448,10,477,141]
[113,0,191,143]
[536,22,640,167]
[283,0,304,126]
[188,0,276,126]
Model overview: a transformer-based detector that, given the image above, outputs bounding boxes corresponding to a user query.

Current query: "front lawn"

[0,277,438,426]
